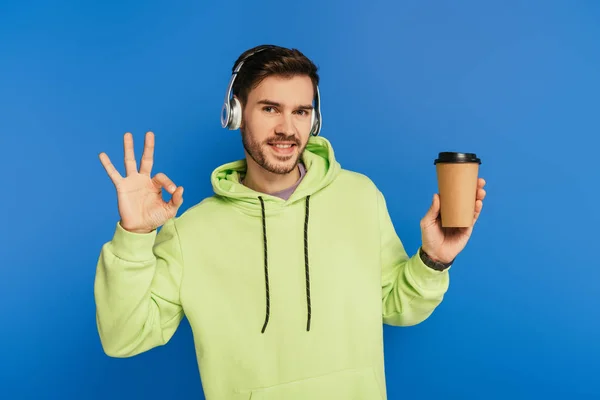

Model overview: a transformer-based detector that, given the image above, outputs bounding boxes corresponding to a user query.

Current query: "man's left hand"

[420,178,487,264]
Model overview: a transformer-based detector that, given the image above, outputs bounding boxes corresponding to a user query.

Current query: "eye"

[263,106,276,113]
[295,109,309,116]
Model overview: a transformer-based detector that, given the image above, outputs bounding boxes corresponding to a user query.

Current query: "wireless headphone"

[220,45,322,136]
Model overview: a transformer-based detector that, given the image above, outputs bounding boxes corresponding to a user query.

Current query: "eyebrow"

[257,99,314,110]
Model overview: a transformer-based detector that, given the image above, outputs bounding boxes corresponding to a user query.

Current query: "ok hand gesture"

[99,132,184,234]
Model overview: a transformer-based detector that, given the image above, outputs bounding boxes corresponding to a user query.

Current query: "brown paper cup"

[434,152,482,228]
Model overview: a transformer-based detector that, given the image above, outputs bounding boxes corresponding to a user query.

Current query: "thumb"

[168,186,184,210]
[426,193,440,221]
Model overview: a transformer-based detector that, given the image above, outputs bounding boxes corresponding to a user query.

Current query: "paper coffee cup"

[434,152,482,228]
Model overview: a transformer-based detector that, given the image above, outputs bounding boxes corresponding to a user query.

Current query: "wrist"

[419,247,454,271]
[119,220,154,234]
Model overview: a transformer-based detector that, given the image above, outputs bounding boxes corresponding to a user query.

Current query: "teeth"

[274,144,292,148]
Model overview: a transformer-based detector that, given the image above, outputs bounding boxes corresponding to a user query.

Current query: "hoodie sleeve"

[377,189,450,326]
[94,217,185,357]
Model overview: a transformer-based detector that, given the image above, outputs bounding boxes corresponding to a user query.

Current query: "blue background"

[1,0,599,398]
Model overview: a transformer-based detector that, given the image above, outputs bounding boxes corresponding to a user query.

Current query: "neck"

[242,158,301,195]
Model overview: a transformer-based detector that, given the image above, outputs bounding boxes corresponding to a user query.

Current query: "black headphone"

[220,45,322,136]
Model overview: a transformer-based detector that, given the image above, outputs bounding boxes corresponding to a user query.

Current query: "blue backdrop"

[1,0,598,398]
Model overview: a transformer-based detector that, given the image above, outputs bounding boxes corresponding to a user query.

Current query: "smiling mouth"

[267,142,297,155]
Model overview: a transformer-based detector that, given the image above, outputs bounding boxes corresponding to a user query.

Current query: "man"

[95,44,486,400]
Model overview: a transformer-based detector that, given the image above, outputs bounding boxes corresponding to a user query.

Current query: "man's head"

[231,45,320,175]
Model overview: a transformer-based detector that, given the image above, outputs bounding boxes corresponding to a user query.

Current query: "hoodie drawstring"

[258,195,312,334]
[258,196,271,334]
[304,195,312,332]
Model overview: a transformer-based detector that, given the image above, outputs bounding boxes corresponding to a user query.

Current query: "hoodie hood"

[211,135,341,216]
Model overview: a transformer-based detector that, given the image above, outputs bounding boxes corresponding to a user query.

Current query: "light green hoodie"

[94,135,450,400]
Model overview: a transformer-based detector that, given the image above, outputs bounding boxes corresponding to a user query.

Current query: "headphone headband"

[220,46,322,136]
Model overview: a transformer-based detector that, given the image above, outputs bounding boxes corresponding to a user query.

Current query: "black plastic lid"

[434,152,481,165]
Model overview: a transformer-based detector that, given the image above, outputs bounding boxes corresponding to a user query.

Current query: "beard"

[241,127,308,174]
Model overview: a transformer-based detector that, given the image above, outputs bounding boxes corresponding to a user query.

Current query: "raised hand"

[420,178,487,264]
[99,131,184,234]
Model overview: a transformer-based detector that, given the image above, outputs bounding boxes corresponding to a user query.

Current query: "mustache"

[263,135,300,146]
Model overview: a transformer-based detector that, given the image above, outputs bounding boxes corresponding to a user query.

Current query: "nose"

[275,113,297,136]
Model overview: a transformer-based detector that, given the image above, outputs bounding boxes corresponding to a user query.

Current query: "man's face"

[239,74,315,175]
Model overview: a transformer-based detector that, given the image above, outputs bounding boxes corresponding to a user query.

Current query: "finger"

[139,131,155,175]
[421,194,440,227]
[123,132,138,176]
[477,188,486,201]
[433,193,441,218]
[478,178,486,188]
[168,186,184,210]
[99,152,122,185]
[152,172,177,194]
[473,199,483,224]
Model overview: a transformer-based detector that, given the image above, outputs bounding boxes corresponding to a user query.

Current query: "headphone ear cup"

[310,110,321,136]
[229,97,242,130]
[310,85,321,136]
[220,101,230,129]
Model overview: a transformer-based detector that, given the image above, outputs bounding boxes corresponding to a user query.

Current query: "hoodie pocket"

[248,367,383,400]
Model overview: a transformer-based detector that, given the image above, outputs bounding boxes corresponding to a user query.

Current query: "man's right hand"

[99,131,184,234]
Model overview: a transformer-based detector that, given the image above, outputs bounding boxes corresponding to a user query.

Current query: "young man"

[96,44,486,400]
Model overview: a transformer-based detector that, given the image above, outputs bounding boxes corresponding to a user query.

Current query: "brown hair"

[231,44,320,107]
